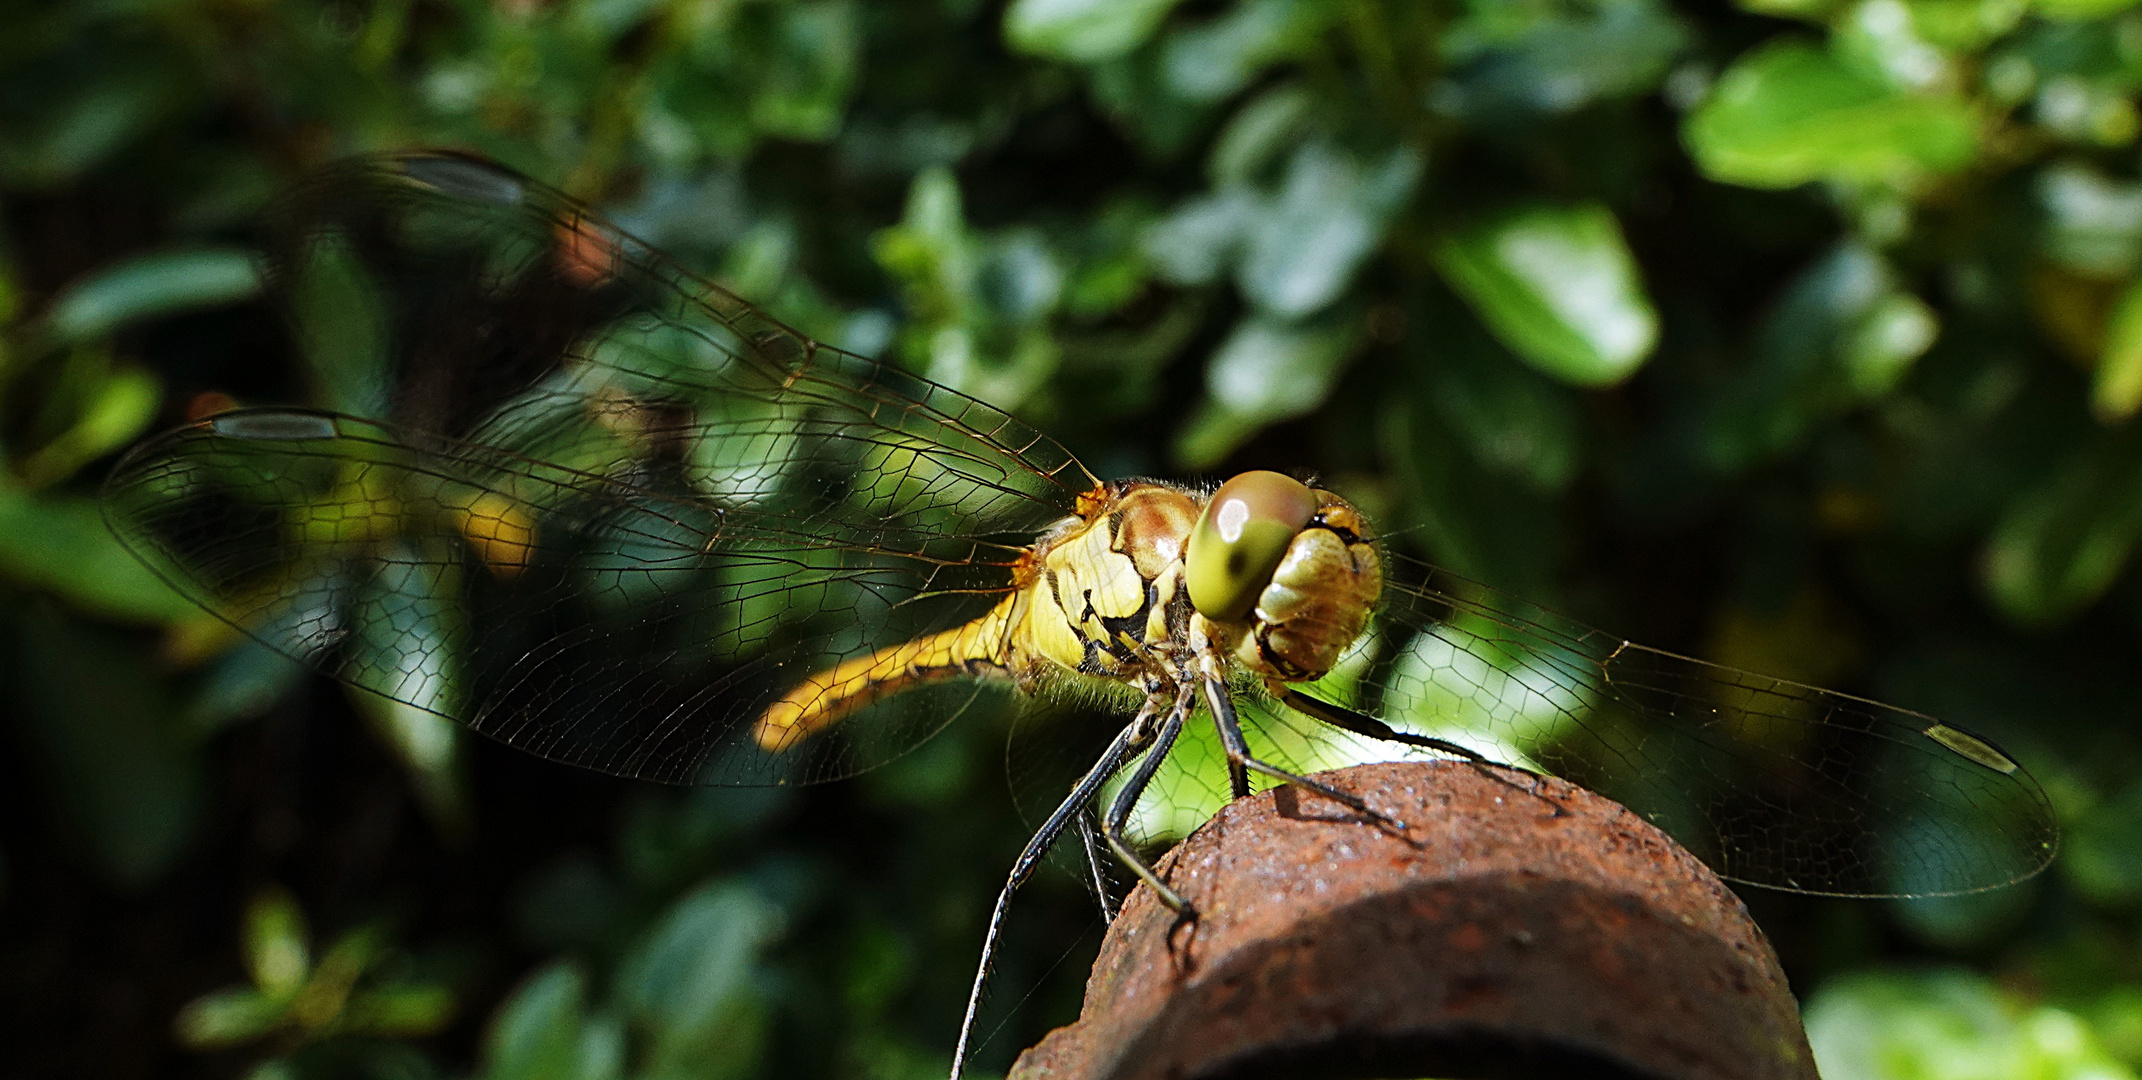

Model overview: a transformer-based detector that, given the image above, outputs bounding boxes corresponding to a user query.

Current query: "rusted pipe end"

[1009,760,1817,1080]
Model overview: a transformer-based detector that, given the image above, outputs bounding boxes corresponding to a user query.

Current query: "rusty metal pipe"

[1011,760,1817,1080]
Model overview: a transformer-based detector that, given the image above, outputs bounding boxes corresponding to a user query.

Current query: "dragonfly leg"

[1202,676,1407,832]
[1271,684,1492,764]
[1073,811,1118,923]
[1099,684,1196,915]
[950,700,1157,1080]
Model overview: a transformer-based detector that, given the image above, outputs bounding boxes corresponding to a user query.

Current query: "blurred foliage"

[9,0,2142,1077]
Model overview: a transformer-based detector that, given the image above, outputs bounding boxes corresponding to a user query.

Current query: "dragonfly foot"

[1265,766,1409,833]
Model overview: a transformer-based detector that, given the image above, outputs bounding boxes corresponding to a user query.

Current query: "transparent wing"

[1113,551,2058,898]
[102,152,1092,786]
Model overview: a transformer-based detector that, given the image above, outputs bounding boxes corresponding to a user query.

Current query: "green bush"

[7,0,2142,1077]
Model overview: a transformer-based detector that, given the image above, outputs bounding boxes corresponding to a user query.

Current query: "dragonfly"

[103,152,2058,1077]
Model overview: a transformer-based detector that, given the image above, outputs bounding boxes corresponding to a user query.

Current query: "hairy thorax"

[1010,481,1382,687]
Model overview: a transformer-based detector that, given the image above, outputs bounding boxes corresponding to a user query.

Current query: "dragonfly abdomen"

[751,599,1022,752]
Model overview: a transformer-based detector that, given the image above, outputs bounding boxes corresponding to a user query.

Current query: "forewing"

[1329,553,2056,897]
[102,153,1091,786]
[1105,551,2056,897]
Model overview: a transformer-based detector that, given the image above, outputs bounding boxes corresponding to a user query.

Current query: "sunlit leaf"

[1004,0,1183,62]
[45,248,261,344]
[1434,203,1659,386]
[1904,0,2027,50]
[0,487,197,622]
[1238,143,1420,318]
[1841,291,1939,395]
[1142,189,1254,286]
[2040,161,2142,279]
[16,362,160,487]
[483,964,599,1080]
[1162,0,1326,103]
[2094,278,2142,420]
[616,881,778,1077]
[1983,432,2142,626]
[1834,0,1953,91]
[1174,313,1359,466]
[1435,0,1690,117]
[1806,970,2135,1080]
[1684,40,1977,188]
[746,1,859,142]
[174,989,286,1049]
[1699,244,1936,470]
[245,887,312,999]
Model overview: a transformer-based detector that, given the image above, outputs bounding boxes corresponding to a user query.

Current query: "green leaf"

[1426,324,1584,492]
[1436,0,1690,117]
[1208,83,1314,186]
[1983,430,2142,626]
[1434,203,1659,386]
[0,56,182,188]
[1698,244,1935,470]
[1238,143,1420,318]
[2032,0,2142,19]
[1174,313,1360,467]
[346,984,456,1037]
[2094,278,2142,420]
[1379,394,1564,596]
[1143,189,1255,286]
[2041,161,2142,279]
[1161,0,1326,103]
[1833,0,1954,92]
[245,888,312,999]
[1901,0,2026,51]
[483,963,613,1080]
[45,248,262,344]
[290,236,391,416]
[0,486,198,622]
[175,988,287,1049]
[747,1,860,141]
[16,362,160,487]
[1841,291,1939,395]
[1806,970,2135,1080]
[2063,780,2142,905]
[617,881,779,1078]
[1004,0,1184,62]
[1684,40,1978,188]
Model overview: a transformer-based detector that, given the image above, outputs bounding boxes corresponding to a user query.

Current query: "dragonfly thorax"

[1016,474,1382,688]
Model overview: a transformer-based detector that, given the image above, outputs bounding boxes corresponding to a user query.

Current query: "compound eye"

[1185,471,1318,621]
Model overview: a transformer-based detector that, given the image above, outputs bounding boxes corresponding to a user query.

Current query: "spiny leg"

[1275,684,1552,806]
[949,703,1155,1080]
[1271,685,1492,763]
[1202,676,1407,831]
[1099,683,1196,915]
[1073,811,1116,922]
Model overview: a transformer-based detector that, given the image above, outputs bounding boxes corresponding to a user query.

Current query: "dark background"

[5,0,2142,1076]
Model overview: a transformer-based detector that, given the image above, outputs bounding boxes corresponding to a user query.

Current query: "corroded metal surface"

[1010,760,1818,1080]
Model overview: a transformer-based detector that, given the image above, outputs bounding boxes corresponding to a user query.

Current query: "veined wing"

[102,152,1096,786]
[1116,550,2057,898]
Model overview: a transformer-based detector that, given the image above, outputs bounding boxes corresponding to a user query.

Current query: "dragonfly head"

[1187,471,1381,681]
